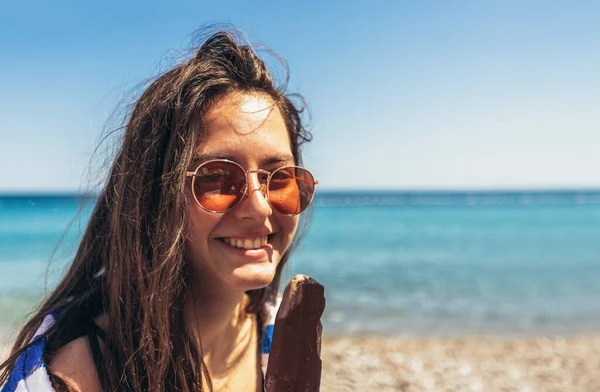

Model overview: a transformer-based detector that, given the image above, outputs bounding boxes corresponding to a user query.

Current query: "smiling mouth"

[217,234,275,250]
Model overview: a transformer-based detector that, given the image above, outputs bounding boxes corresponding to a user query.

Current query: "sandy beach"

[320,333,600,392]
[3,333,600,391]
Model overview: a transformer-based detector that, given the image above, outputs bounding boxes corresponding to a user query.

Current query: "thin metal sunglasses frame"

[185,159,318,215]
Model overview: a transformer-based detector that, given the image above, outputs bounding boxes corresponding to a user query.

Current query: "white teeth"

[221,236,269,250]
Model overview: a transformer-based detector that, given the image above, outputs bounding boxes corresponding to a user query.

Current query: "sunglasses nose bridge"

[245,170,269,197]
[231,169,270,216]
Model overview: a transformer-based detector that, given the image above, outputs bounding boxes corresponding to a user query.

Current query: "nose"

[233,171,272,219]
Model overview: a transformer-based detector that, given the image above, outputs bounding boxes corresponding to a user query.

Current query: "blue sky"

[1,1,599,192]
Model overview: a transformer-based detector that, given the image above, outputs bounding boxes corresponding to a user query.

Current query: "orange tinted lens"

[193,161,245,212]
[268,167,315,215]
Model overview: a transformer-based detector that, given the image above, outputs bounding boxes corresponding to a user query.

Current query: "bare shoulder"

[48,336,102,392]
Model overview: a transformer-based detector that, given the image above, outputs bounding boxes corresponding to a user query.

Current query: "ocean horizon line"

[2,188,600,207]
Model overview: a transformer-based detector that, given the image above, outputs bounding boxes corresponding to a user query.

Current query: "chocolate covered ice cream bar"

[265,274,326,392]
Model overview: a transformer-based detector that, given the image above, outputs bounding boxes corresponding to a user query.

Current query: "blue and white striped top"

[2,298,280,392]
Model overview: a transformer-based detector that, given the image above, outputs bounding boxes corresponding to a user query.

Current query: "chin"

[228,263,278,291]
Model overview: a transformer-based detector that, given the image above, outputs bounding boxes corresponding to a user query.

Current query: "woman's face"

[185,92,299,293]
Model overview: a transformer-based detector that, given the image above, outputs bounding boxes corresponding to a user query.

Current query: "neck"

[184,276,250,359]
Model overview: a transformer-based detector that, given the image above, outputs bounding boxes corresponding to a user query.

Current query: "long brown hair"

[0,29,312,391]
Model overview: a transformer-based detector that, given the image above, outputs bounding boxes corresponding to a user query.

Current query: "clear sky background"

[1,0,599,192]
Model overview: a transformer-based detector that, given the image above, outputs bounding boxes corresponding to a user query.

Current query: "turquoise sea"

[1,191,600,338]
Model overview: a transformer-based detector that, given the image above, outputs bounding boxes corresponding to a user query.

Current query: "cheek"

[185,206,220,254]
[280,216,300,251]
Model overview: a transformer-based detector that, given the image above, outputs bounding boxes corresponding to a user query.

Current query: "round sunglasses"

[185,159,318,215]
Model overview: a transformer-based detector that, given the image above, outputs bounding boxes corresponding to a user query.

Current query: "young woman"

[0,30,317,391]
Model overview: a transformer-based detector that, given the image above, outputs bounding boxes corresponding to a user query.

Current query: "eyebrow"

[193,152,296,166]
